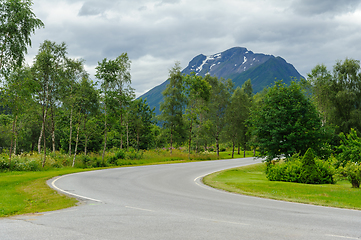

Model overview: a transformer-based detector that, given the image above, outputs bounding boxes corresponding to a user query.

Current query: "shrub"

[108,149,126,165]
[266,148,335,184]
[126,147,143,160]
[0,159,10,171]
[336,129,361,167]
[338,162,361,188]
[266,159,302,182]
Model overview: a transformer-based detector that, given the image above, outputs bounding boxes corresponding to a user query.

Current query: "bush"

[338,162,361,188]
[336,129,361,167]
[108,149,126,165]
[0,159,10,171]
[266,148,335,184]
[266,159,302,182]
[126,147,143,160]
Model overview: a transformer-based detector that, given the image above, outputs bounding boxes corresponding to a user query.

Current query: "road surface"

[1,158,361,239]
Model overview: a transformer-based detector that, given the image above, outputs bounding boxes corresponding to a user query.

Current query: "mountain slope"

[139,47,303,114]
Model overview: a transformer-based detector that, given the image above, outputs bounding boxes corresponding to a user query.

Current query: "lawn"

[203,163,361,210]
[0,168,86,217]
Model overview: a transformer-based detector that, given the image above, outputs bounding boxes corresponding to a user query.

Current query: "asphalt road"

[1,157,361,239]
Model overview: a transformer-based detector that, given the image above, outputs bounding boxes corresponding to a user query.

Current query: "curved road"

[2,158,361,239]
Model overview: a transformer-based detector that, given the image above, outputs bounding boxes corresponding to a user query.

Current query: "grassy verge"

[0,168,88,217]
[203,163,361,210]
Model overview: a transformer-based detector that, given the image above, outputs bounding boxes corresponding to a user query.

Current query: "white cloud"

[25,0,361,97]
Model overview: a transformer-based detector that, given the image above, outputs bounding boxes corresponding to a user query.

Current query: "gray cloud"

[291,0,361,16]
[27,0,361,97]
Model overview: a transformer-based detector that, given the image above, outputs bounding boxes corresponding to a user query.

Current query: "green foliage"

[336,128,361,167]
[338,162,361,188]
[266,149,335,184]
[0,157,41,172]
[249,81,328,162]
[0,0,44,74]
[334,129,361,188]
[204,75,234,156]
[266,159,302,182]
[308,58,361,135]
[125,147,143,160]
[108,149,125,165]
[224,79,252,158]
[159,62,187,151]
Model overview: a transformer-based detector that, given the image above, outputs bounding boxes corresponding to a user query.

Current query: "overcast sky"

[26,0,361,97]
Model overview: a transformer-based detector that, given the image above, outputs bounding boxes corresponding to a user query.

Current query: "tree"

[95,53,133,164]
[237,79,253,157]
[183,73,211,157]
[71,76,99,167]
[249,81,327,164]
[308,59,361,135]
[224,83,251,158]
[0,0,43,75]
[61,58,86,156]
[0,66,33,164]
[205,76,234,157]
[159,62,187,154]
[32,40,67,167]
[127,98,155,150]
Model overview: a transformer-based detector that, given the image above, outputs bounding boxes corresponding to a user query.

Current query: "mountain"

[139,47,304,114]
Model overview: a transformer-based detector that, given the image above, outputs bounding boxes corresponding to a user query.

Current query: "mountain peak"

[139,47,303,114]
[182,47,273,78]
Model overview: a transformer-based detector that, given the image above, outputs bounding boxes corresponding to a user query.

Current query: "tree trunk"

[69,106,73,156]
[9,115,17,164]
[42,118,47,167]
[137,129,140,151]
[13,116,18,155]
[216,135,219,158]
[84,135,88,156]
[126,121,129,150]
[39,80,49,154]
[120,113,123,149]
[72,120,81,167]
[51,106,56,153]
[232,140,235,158]
[83,118,88,156]
[170,127,173,154]
[238,143,240,155]
[188,119,193,159]
[38,107,47,154]
[102,107,107,165]
[243,142,246,158]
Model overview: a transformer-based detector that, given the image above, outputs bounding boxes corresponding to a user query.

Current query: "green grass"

[0,168,89,217]
[203,163,361,210]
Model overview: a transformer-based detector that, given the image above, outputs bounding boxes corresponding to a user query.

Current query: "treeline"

[0,41,158,166]
[158,57,361,168]
[158,62,252,158]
